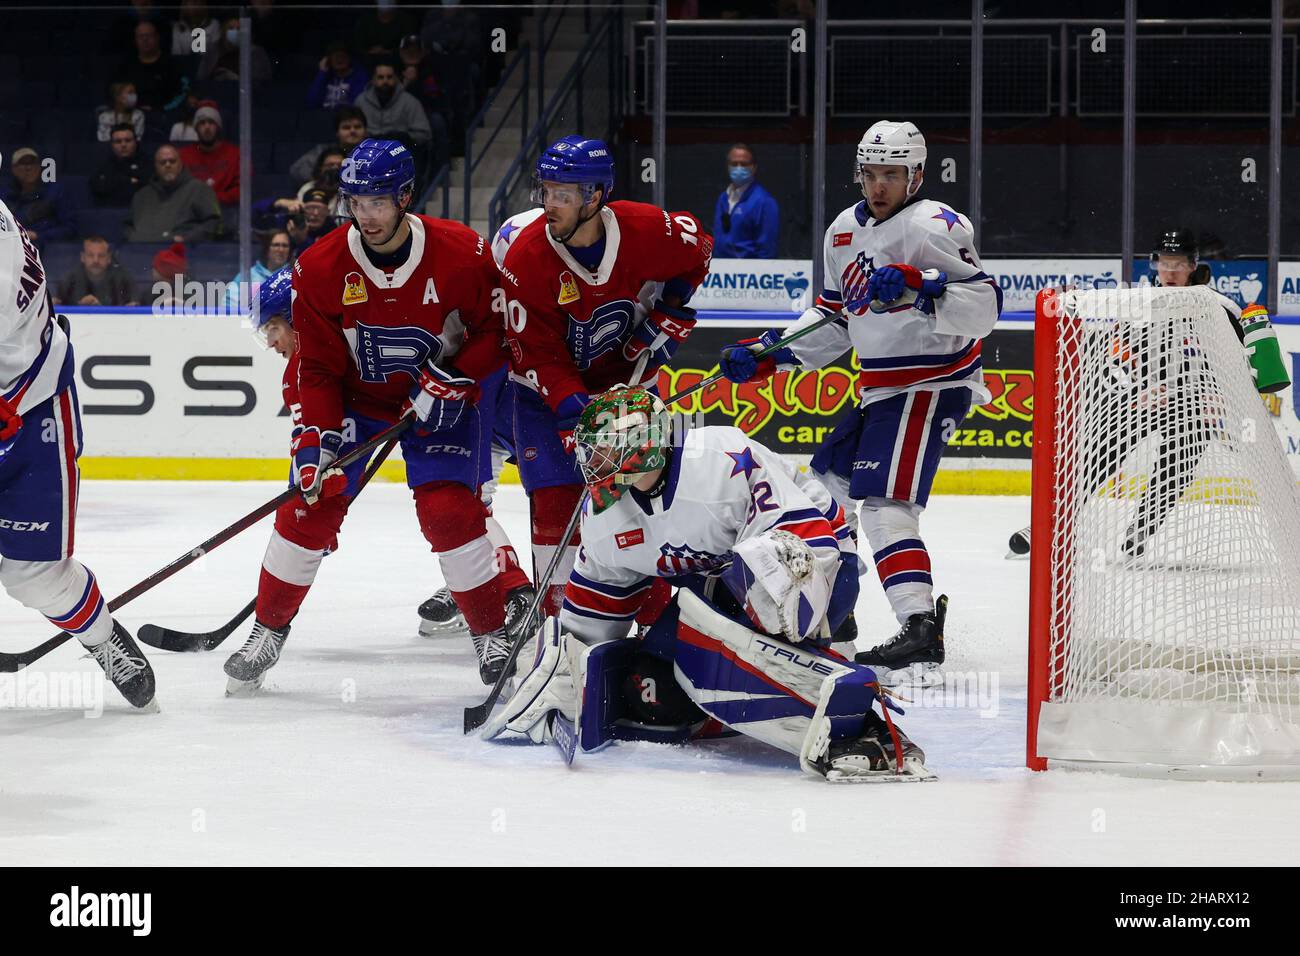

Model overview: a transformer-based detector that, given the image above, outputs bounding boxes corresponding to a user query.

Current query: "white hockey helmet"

[855,120,927,197]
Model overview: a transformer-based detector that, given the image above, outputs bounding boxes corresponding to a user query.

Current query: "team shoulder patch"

[342,271,368,305]
[557,271,581,305]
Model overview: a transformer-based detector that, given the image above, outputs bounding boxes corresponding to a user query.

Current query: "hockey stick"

[137,431,404,652]
[0,416,413,673]
[463,305,854,733]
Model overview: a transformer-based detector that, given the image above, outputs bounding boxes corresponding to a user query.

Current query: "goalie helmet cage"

[1027,286,1300,779]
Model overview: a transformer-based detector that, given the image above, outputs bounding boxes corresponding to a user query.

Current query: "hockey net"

[1027,286,1300,777]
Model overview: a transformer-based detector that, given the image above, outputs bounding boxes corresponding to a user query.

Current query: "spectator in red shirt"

[178,103,240,206]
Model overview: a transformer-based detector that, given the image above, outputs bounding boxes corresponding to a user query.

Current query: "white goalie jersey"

[560,426,854,643]
[0,199,69,416]
[782,197,1002,407]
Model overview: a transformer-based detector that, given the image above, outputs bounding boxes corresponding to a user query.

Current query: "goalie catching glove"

[720,529,831,643]
[866,263,947,315]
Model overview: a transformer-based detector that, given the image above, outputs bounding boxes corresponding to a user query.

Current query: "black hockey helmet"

[1150,228,1197,264]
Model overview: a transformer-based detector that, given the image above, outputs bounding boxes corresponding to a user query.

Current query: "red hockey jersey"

[498,200,712,412]
[293,215,505,430]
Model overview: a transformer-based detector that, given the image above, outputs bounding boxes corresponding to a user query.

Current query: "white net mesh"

[1037,286,1300,771]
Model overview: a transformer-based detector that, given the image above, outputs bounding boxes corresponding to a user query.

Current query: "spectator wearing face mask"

[197,16,272,86]
[92,124,152,206]
[114,19,189,113]
[711,143,779,259]
[96,81,146,142]
[55,236,137,306]
[2,147,75,248]
[307,40,368,110]
[178,103,241,206]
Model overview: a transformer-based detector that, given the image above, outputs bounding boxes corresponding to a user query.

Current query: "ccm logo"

[0,518,51,532]
[615,529,644,549]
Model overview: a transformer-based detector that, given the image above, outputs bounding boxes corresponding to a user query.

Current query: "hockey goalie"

[483,386,935,782]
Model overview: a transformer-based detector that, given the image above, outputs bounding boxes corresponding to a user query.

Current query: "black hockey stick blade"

[0,417,412,673]
[134,430,401,654]
[138,597,256,652]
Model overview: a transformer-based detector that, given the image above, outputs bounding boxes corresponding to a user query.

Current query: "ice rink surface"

[2,481,1296,866]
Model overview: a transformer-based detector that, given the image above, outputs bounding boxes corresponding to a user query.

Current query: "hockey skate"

[85,621,158,710]
[224,620,290,696]
[813,710,936,783]
[417,586,467,638]
[470,585,537,685]
[855,594,947,688]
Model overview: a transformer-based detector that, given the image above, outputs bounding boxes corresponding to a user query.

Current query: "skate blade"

[878,663,943,690]
[132,697,161,714]
[418,619,468,639]
[225,675,266,698]
[825,758,938,784]
[1004,549,1029,561]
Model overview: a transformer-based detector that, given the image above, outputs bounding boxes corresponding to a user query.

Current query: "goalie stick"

[463,300,863,733]
[137,431,403,653]
[0,416,414,673]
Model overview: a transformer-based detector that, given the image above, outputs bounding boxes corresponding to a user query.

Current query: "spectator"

[2,148,75,248]
[289,106,368,186]
[168,93,206,142]
[306,40,368,110]
[96,81,146,143]
[286,188,336,253]
[354,0,418,55]
[115,19,189,113]
[91,124,152,206]
[171,0,220,56]
[354,57,432,147]
[254,148,345,232]
[178,104,240,206]
[125,144,222,243]
[151,241,188,310]
[55,236,137,307]
[399,34,443,115]
[198,16,273,87]
[711,143,779,259]
[225,229,292,309]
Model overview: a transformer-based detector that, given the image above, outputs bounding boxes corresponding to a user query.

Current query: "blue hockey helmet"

[339,138,416,202]
[532,135,614,207]
[252,264,293,344]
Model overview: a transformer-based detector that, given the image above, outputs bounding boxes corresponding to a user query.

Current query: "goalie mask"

[573,387,672,514]
[855,120,926,198]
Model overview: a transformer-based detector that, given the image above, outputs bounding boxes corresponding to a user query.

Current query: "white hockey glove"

[727,530,831,643]
[482,616,580,743]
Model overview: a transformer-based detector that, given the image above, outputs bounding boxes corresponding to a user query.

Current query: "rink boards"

[60,309,1300,490]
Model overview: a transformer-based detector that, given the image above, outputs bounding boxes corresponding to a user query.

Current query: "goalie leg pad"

[671,589,880,759]
[482,617,579,743]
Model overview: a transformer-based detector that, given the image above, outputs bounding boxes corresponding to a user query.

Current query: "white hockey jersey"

[560,425,854,643]
[782,197,1002,407]
[0,199,69,415]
